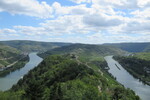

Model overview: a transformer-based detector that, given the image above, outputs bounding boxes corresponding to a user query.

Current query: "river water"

[0,53,43,91]
[104,56,150,100]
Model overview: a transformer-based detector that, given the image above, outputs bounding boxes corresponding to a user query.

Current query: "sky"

[0,0,150,44]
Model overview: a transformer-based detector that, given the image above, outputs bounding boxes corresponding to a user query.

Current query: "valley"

[0,41,150,100]
[0,54,140,100]
[0,0,149,99]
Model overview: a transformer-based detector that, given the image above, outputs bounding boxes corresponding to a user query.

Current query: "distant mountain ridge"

[1,40,150,53]
[0,40,72,52]
[104,42,150,52]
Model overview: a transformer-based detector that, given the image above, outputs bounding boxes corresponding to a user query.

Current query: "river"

[0,53,43,91]
[104,56,150,100]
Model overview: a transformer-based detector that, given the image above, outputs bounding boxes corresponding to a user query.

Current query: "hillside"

[0,43,22,68]
[0,55,140,100]
[0,40,71,52]
[104,42,150,52]
[40,44,127,63]
[114,52,150,85]
[133,52,150,61]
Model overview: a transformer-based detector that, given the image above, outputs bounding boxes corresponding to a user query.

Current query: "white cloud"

[0,28,16,34]
[69,0,91,4]
[137,0,150,7]
[122,21,150,34]
[0,0,150,43]
[0,0,53,18]
[71,0,150,9]
[14,26,50,36]
[52,2,92,16]
[83,13,123,27]
[40,15,86,34]
[131,8,150,19]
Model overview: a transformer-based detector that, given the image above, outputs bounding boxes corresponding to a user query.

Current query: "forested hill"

[40,44,127,59]
[114,52,150,85]
[0,54,140,100]
[0,40,71,52]
[104,42,150,52]
[0,43,22,68]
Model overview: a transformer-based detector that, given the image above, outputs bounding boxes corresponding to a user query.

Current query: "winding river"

[0,53,149,100]
[0,53,43,91]
[105,56,150,100]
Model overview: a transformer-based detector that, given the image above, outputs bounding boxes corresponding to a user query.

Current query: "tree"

[25,79,44,100]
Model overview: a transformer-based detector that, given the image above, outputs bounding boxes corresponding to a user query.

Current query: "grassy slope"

[0,40,71,52]
[0,55,140,100]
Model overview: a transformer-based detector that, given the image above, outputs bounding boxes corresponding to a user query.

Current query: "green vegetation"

[0,43,22,68]
[114,52,150,85]
[0,43,30,77]
[133,52,150,61]
[0,55,140,100]
[104,42,150,52]
[0,40,71,52]
[0,55,29,77]
[0,43,141,99]
[39,44,126,60]
[39,44,127,75]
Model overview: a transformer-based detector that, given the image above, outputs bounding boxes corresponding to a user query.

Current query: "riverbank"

[113,56,150,86]
[0,53,43,91]
[0,56,29,77]
[0,54,140,100]
[105,56,150,100]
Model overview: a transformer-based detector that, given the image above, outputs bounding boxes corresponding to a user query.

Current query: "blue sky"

[0,0,150,44]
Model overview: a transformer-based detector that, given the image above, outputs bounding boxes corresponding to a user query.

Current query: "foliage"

[114,55,150,85]
[0,55,139,100]
[39,44,126,59]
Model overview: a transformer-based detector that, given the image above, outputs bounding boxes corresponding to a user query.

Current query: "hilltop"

[40,44,127,61]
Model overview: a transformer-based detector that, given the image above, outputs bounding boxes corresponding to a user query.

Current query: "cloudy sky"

[0,0,150,44]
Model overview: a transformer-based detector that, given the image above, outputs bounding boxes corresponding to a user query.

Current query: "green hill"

[0,43,22,68]
[0,40,71,52]
[104,42,150,52]
[0,55,140,100]
[40,44,127,63]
